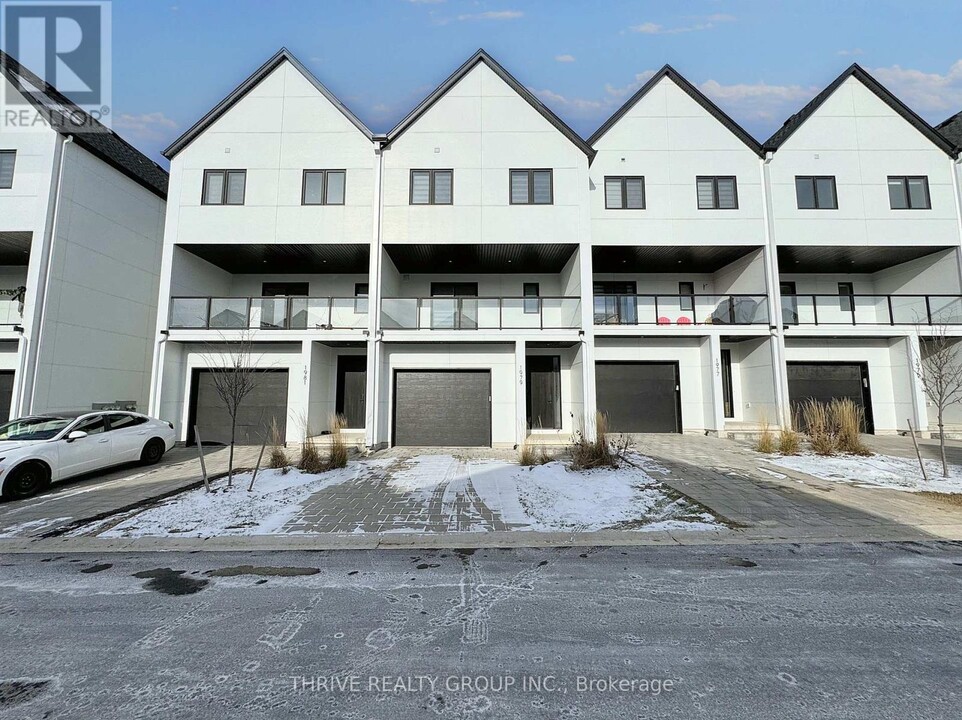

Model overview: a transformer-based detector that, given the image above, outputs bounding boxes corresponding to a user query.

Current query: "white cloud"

[869,61,962,115]
[457,10,523,21]
[555,54,575,63]
[628,14,734,35]
[113,112,178,142]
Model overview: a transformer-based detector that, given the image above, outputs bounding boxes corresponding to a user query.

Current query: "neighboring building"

[0,51,168,422]
[151,50,962,446]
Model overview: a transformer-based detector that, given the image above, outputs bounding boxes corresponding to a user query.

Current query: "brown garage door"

[393,370,490,446]
[188,369,289,445]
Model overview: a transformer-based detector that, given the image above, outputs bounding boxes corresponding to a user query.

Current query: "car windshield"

[0,417,73,441]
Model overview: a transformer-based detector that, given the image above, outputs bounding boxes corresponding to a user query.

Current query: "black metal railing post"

[925,295,933,325]
[887,296,894,325]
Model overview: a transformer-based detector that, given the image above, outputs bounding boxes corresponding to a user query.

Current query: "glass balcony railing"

[380,297,581,330]
[0,298,22,326]
[592,294,770,326]
[169,296,368,330]
[781,294,962,326]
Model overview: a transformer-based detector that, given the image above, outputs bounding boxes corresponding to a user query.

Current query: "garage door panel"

[191,369,289,445]
[787,362,874,433]
[394,370,490,446]
[596,362,681,433]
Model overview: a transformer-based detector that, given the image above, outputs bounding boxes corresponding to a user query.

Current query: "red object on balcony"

[657,316,671,325]
[676,316,692,325]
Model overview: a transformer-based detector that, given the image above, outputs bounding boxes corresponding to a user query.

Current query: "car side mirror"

[66,430,88,442]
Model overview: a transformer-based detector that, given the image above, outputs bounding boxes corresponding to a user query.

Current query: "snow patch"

[766,453,962,493]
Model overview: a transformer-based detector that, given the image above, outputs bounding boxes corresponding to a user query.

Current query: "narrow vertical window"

[0,151,16,189]
[523,282,540,314]
[325,170,345,205]
[838,282,854,313]
[354,282,369,314]
[679,281,695,312]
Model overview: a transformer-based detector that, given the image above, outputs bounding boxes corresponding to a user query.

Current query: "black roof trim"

[164,48,373,159]
[936,110,962,151]
[588,65,764,156]
[384,49,594,159]
[765,63,958,156]
[0,49,168,198]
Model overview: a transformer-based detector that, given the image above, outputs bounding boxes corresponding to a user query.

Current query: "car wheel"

[140,438,166,466]
[2,462,50,500]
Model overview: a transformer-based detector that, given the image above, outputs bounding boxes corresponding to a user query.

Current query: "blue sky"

[42,0,962,163]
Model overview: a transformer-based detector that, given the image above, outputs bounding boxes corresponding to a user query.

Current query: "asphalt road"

[1,542,961,719]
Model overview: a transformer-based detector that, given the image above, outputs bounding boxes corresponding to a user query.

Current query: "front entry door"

[335,356,367,429]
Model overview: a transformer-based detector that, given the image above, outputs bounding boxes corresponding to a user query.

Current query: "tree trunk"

[938,408,948,478]
[228,416,236,487]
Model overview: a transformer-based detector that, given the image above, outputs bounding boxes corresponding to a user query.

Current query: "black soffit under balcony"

[776,245,953,273]
[385,243,578,273]
[0,232,32,265]
[592,245,760,273]
[180,243,371,274]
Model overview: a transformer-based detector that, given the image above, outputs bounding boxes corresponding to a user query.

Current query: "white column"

[707,334,725,435]
[906,333,929,434]
[760,154,790,427]
[365,141,385,448]
[515,339,526,446]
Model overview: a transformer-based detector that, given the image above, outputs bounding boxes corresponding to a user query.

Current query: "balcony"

[169,296,368,330]
[782,294,962,326]
[0,298,22,327]
[593,294,770,326]
[380,296,581,330]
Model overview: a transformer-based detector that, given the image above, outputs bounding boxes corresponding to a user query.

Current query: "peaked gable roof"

[164,48,373,159]
[0,49,168,198]
[588,65,763,156]
[384,49,594,159]
[936,110,962,150]
[765,63,957,156]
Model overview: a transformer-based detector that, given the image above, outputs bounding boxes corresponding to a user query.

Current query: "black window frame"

[354,282,369,314]
[302,169,346,206]
[202,169,246,205]
[409,169,454,205]
[887,175,931,210]
[678,281,695,312]
[0,150,16,189]
[838,282,854,312]
[509,168,554,205]
[795,175,838,209]
[523,282,540,314]
[696,176,738,210]
[604,175,646,210]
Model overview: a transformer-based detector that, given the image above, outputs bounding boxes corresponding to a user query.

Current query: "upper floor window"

[203,169,246,205]
[410,169,453,205]
[696,176,737,210]
[303,170,345,205]
[605,176,645,209]
[888,176,930,209]
[0,150,15,189]
[796,176,837,209]
[510,169,553,205]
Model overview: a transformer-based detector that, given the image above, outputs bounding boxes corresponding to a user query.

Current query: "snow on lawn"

[765,453,962,494]
[97,465,361,538]
[89,453,721,538]
[468,459,718,532]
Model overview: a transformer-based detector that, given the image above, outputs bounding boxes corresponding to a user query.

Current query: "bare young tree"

[202,332,263,487]
[914,323,962,478]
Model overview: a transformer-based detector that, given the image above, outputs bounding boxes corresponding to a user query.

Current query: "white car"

[0,411,177,499]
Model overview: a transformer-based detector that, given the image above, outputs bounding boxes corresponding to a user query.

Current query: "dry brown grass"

[570,413,633,470]
[801,399,836,455]
[297,437,325,474]
[266,418,288,469]
[777,427,802,456]
[831,398,872,456]
[325,414,349,470]
[519,435,551,466]
[918,490,962,507]
[754,418,777,454]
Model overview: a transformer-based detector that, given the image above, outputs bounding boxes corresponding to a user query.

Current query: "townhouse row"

[6,46,962,448]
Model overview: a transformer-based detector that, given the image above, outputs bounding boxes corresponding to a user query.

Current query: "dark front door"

[526,355,561,429]
[0,371,13,422]
[720,349,734,418]
[595,362,681,433]
[430,282,479,329]
[787,362,874,433]
[335,355,367,429]
[261,282,309,329]
[188,369,289,445]
[393,370,491,446]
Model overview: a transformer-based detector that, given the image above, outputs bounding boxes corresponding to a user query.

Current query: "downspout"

[760,151,789,427]
[24,134,72,415]
[366,138,385,448]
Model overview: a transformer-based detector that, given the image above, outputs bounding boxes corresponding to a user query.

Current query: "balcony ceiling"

[385,243,578,273]
[180,243,370,273]
[0,232,32,265]
[592,245,760,273]
[777,245,953,273]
